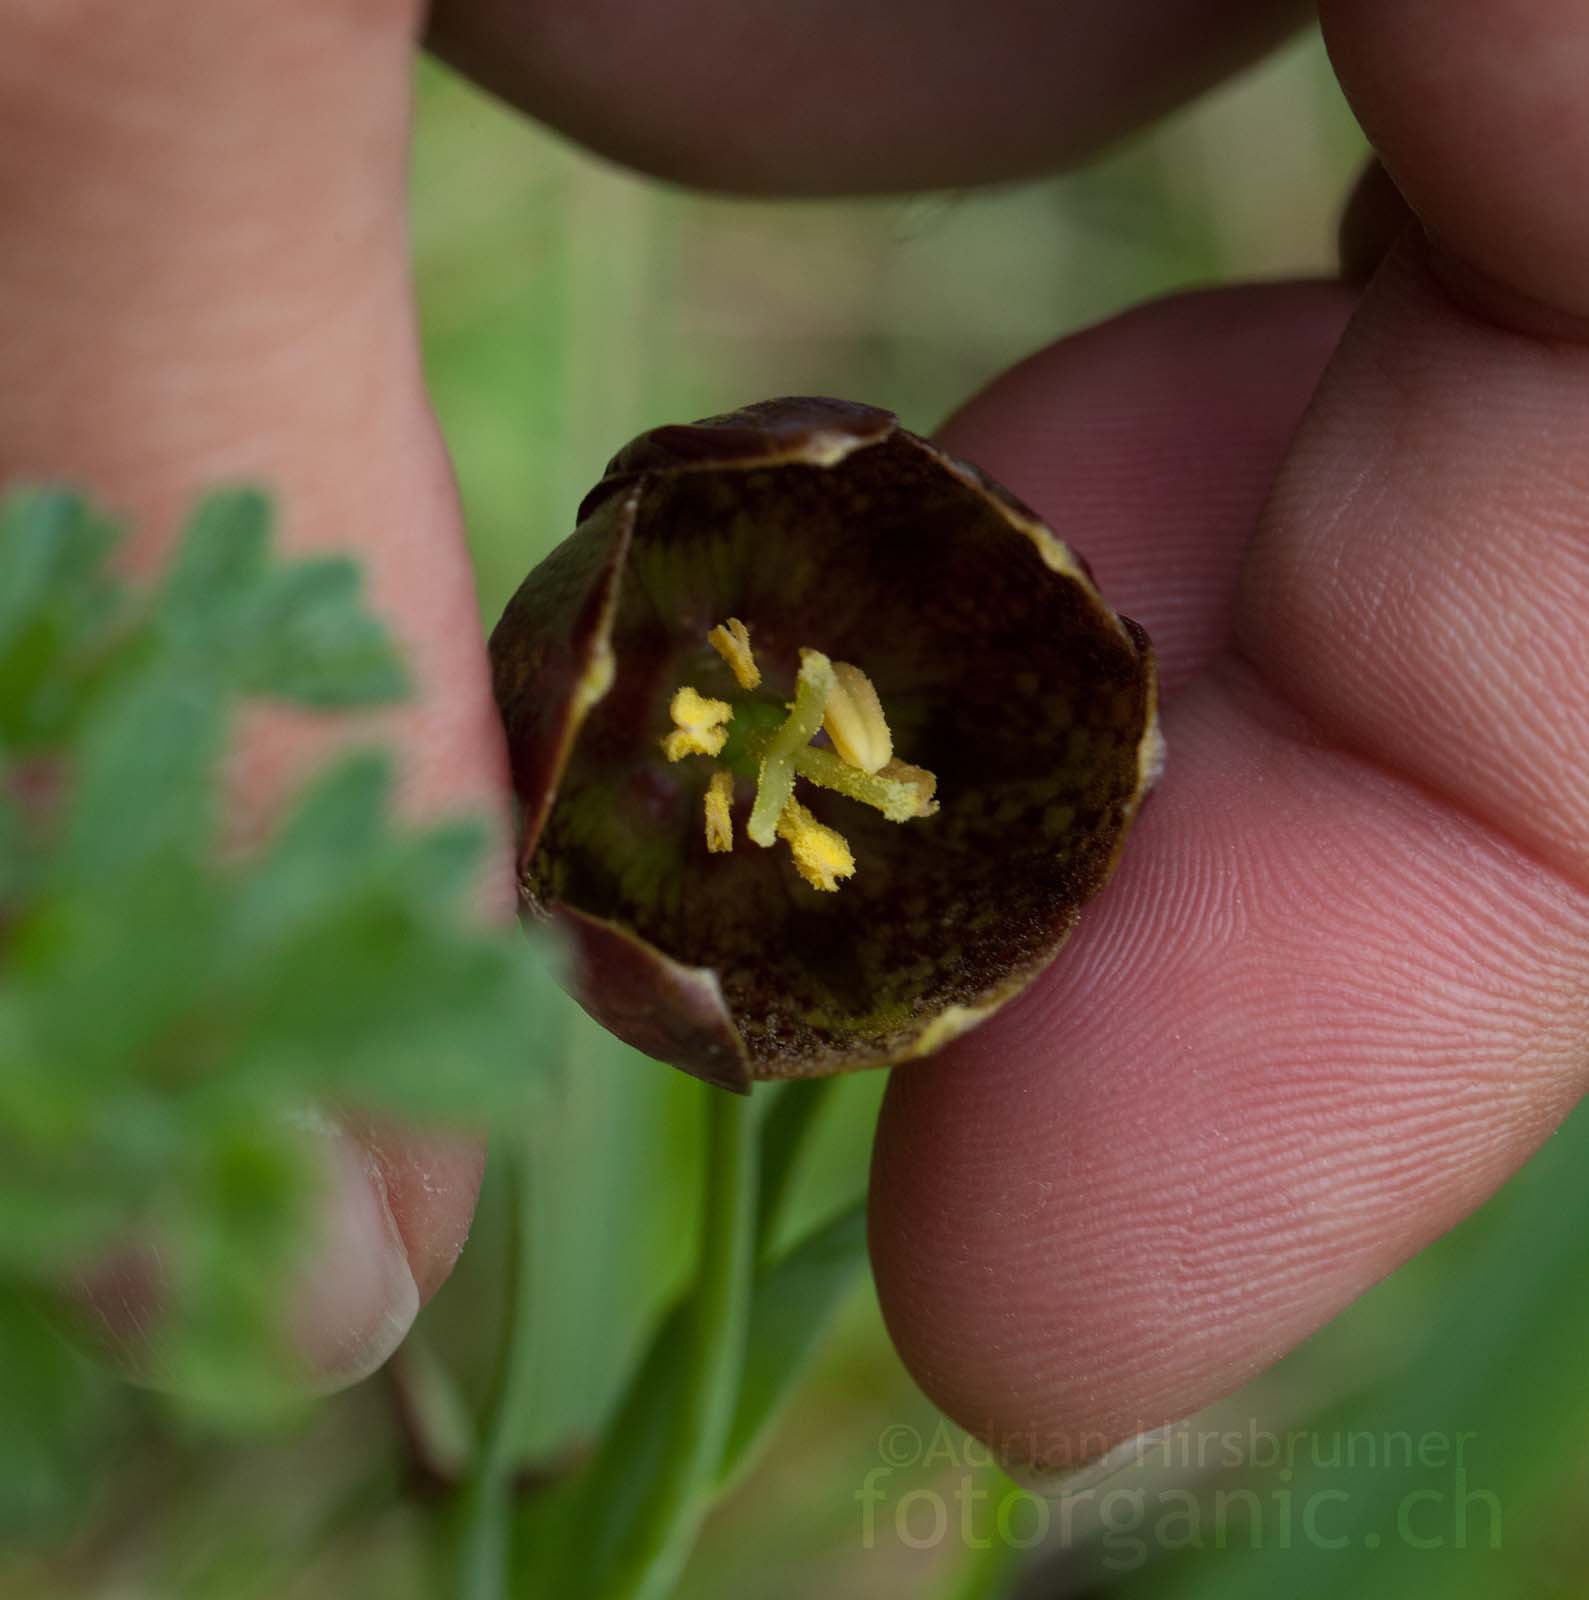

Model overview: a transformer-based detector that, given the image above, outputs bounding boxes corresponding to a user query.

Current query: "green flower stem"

[595,1084,759,1600]
[388,1324,477,1486]
[447,1129,546,1600]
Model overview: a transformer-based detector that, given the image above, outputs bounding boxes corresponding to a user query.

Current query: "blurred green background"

[9,24,1589,1600]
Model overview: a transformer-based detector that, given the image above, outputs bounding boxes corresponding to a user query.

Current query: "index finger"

[426,0,1307,193]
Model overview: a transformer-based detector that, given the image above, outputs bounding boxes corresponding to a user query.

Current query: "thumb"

[0,0,503,1383]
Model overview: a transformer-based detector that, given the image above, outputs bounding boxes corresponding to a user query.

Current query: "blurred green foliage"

[0,484,545,1545]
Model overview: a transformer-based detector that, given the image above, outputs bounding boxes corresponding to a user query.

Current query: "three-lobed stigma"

[660,617,938,891]
[661,686,732,762]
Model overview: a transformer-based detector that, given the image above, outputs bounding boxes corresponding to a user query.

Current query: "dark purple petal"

[491,398,1161,1084]
[555,904,751,1092]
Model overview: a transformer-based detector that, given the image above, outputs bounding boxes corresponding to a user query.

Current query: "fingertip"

[291,1122,420,1388]
[69,1117,482,1399]
[1336,157,1414,284]
[345,1118,486,1304]
[428,0,1308,194]
[1321,0,1589,317]
[868,672,1589,1470]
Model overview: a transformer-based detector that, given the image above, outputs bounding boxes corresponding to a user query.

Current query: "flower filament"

[661,617,937,891]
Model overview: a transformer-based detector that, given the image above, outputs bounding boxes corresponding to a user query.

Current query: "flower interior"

[662,624,939,892]
[504,425,1158,1076]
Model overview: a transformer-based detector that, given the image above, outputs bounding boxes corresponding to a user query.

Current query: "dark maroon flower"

[490,398,1161,1091]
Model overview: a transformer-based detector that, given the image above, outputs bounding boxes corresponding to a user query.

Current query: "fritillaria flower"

[490,398,1161,1091]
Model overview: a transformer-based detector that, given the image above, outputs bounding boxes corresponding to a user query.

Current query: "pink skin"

[872,2,1589,1471]
[426,0,1309,194]
[4,0,1585,1444]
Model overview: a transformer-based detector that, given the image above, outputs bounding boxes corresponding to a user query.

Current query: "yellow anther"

[662,685,732,762]
[704,770,735,853]
[877,758,938,815]
[707,617,761,691]
[775,798,855,892]
[822,660,892,774]
[659,630,934,894]
[791,747,938,821]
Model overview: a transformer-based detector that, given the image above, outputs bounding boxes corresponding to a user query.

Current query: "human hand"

[445,0,1589,1473]
[863,1,1589,1477]
[8,0,1584,1456]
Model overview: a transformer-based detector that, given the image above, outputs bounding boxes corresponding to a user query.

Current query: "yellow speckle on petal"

[823,661,892,774]
[775,798,855,892]
[662,685,732,761]
[708,617,761,691]
[704,770,734,853]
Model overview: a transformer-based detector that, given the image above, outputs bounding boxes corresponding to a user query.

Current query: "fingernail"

[1002,1423,1180,1498]
[290,1118,420,1390]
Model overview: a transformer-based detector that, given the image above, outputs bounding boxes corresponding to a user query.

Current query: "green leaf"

[226,751,396,958]
[154,1114,326,1429]
[157,490,407,706]
[524,1197,867,1596]
[0,781,21,902]
[0,488,121,657]
[230,880,541,1120]
[720,1200,867,1486]
[240,557,409,706]
[754,1077,838,1254]
[937,1538,1027,1600]
[0,480,545,1465]
[0,1288,124,1538]
[159,488,272,654]
[532,1294,688,1595]
[0,488,126,750]
[59,667,226,886]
